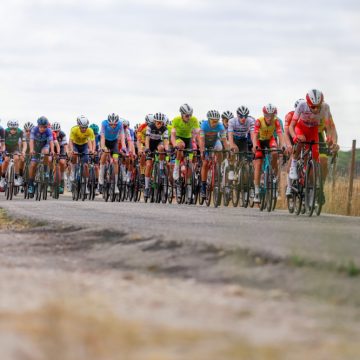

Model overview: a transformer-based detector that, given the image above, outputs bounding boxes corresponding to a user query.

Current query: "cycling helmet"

[153,112,166,123]
[77,115,89,127]
[24,121,35,131]
[7,120,19,129]
[37,116,49,126]
[294,98,304,109]
[51,122,61,131]
[107,113,119,124]
[89,123,99,135]
[179,103,193,116]
[221,111,234,120]
[145,114,154,125]
[206,110,220,120]
[236,105,250,118]
[306,89,323,106]
[262,103,277,115]
[122,119,130,127]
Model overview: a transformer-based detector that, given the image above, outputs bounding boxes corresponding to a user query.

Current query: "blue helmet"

[37,116,49,126]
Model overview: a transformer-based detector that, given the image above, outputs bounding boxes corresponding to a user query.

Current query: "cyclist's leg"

[174,138,186,180]
[254,140,264,201]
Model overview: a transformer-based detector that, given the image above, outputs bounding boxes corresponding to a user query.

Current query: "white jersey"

[293,101,331,128]
[228,116,255,139]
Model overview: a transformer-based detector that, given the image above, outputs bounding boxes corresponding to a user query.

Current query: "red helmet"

[306,89,323,107]
[262,103,277,115]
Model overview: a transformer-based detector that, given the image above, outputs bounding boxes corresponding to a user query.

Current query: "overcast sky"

[1,0,359,147]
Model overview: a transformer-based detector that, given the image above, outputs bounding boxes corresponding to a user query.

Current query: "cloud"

[0,0,359,146]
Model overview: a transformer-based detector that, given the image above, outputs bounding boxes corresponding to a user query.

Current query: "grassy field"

[278,174,360,217]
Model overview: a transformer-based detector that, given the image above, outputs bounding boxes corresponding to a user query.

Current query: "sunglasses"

[183,115,191,118]
[264,113,274,118]
[80,126,88,130]
[309,104,320,110]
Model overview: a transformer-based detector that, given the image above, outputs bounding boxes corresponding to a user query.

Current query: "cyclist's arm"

[199,130,205,153]
[100,133,106,150]
[145,134,150,150]
[171,127,177,148]
[54,140,60,154]
[163,138,169,152]
[252,120,260,150]
[68,139,74,154]
[49,140,54,154]
[22,140,27,155]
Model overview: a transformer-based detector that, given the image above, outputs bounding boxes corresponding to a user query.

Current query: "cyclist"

[289,90,336,204]
[28,116,55,197]
[0,119,4,153]
[171,103,200,181]
[51,122,68,194]
[0,120,27,189]
[285,99,303,196]
[121,119,136,184]
[221,111,233,137]
[89,123,100,193]
[144,112,169,198]
[288,89,330,180]
[228,106,255,180]
[98,113,126,194]
[68,115,95,193]
[137,114,153,183]
[252,104,285,203]
[199,110,228,198]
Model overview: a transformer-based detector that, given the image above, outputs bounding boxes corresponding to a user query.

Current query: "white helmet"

[180,103,193,116]
[51,122,61,131]
[145,114,154,125]
[24,121,35,131]
[294,98,304,109]
[107,113,119,124]
[7,120,19,129]
[206,110,220,120]
[262,103,277,115]
[122,119,130,127]
[221,111,234,120]
[306,89,323,106]
[153,112,166,123]
[77,115,89,127]
[236,105,250,118]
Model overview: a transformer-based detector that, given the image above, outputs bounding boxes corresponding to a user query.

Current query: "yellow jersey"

[70,126,95,145]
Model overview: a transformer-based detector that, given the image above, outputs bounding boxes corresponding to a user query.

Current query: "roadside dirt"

[1,212,360,360]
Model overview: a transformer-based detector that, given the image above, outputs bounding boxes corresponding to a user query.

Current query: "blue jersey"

[30,126,53,145]
[100,120,123,141]
[200,120,226,147]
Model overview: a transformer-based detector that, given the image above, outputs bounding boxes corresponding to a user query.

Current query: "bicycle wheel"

[205,167,213,207]
[259,170,267,211]
[213,163,222,208]
[266,168,273,212]
[305,159,316,217]
[314,162,323,216]
[167,181,174,204]
[153,163,161,203]
[271,176,278,211]
[6,165,14,200]
[175,178,184,204]
[35,183,41,201]
[191,167,200,205]
[161,166,168,204]
[232,165,240,207]
[239,162,249,208]
[248,165,255,208]
[222,165,231,207]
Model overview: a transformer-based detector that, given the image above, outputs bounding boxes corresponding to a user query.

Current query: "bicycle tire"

[205,167,213,207]
[314,162,323,216]
[213,163,222,208]
[305,159,316,217]
[266,168,273,212]
[232,165,240,207]
[161,166,168,204]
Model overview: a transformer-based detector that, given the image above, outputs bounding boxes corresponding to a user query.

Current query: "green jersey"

[171,116,199,139]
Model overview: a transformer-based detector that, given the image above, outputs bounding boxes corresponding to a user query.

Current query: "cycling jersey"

[5,128,26,152]
[146,123,169,141]
[137,123,147,145]
[254,117,282,141]
[292,101,331,128]
[94,134,101,151]
[100,120,123,141]
[228,117,255,139]
[70,126,95,145]
[285,111,294,129]
[54,130,67,154]
[172,116,199,139]
[200,120,226,148]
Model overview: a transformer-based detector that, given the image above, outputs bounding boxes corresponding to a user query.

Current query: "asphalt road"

[1,195,359,266]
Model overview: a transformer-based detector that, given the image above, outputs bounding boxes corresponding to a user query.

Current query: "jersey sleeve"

[30,128,36,141]
[100,121,106,135]
[47,129,54,142]
[228,119,234,133]
[254,119,261,135]
[69,127,75,142]
[0,128,4,142]
[163,128,169,139]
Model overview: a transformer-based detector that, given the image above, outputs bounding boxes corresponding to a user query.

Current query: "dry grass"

[278,173,360,216]
[1,298,360,360]
[0,208,34,230]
